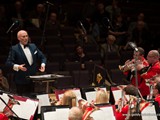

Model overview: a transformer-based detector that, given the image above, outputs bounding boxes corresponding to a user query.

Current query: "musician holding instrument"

[137,50,160,83]
[119,47,150,98]
[115,85,150,120]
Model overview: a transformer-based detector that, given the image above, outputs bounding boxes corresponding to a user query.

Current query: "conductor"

[6,30,47,96]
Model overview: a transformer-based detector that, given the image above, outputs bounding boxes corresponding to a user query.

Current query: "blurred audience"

[10,0,26,28]
[46,12,61,36]
[127,12,151,51]
[28,3,45,29]
[108,14,128,49]
[105,0,121,22]
[81,0,97,20]
[71,45,92,69]
[100,34,119,63]
[94,2,110,44]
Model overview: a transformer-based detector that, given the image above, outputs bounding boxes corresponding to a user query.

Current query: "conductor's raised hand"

[18,64,27,71]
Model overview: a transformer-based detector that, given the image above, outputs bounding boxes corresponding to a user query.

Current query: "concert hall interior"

[0,0,160,120]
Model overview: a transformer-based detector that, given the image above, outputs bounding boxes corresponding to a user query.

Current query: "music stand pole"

[0,97,20,119]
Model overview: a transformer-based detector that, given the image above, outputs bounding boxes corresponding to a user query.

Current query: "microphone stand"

[40,3,51,52]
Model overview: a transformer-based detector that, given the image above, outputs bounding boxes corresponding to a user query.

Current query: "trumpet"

[119,63,134,72]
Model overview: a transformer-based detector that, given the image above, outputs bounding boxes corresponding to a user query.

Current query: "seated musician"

[94,88,109,104]
[78,99,99,120]
[55,89,77,107]
[115,85,150,120]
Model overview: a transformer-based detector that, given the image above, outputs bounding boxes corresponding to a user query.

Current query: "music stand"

[93,64,107,86]
[28,74,73,93]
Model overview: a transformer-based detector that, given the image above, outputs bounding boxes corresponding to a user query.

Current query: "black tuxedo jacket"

[6,43,47,84]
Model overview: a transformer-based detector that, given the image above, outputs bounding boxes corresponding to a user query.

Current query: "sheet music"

[29,74,52,79]
[0,93,9,111]
[73,89,82,101]
[44,111,56,120]
[90,107,116,120]
[29,74,65,79]
[141,104,158,120]
[43,108,69,120]
[85,91,96,103]
[37,94,51,114]
[56,108,70,120]
[112,89,129,102]
[12,99,39,120]
[101,107,116,120]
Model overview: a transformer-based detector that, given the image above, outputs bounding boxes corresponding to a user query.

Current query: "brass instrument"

[119,60,134,72]
[119,59,143,72]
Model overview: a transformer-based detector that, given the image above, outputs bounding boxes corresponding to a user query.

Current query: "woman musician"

[119,47,150,99]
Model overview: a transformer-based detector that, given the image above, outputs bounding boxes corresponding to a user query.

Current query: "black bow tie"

[24,44,29,48]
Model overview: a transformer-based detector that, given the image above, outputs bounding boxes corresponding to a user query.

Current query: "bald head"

[149,50,160,57]
[17,30,29,45]
[147,50,160,64]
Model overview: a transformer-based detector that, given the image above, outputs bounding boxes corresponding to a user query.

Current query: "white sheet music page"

[37,94,51,114]
[101,106,116,120]
[85,91,96,103]
[0,93,9,111]
[141,104,158,120]
[12,99,39,120]
[43,108,69,120]
[90,107,116,120]
[56,108,70,120]
[29,74,52,79]
[44,111,56,120]
[73,89,82,100]
[112,89,129,103]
